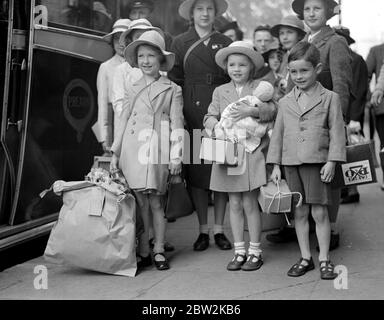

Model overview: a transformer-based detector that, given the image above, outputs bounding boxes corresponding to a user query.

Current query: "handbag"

[164,175,194,220]
[199,137,245,167]
[258,180,303,226]
[332,135,378,188]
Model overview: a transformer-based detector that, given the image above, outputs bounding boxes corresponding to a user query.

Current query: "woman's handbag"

[164,175,194,220]
[199,137,245,167]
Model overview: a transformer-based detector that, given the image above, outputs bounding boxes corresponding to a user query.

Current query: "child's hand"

[110,153,119,173]
[213,123,225,140]
[229,101,253,122]
[271,165,281,185]
[320,161,336,183]
[371,90,384,107]
[170,163,182,176]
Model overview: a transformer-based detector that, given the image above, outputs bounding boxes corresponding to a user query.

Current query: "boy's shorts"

[283,164,332,206]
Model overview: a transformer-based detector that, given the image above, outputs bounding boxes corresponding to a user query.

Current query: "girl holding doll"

[203,41,277,271]
[110,30,184,271]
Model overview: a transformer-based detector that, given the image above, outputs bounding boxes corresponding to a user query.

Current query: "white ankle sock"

[234,242,246,256]
[213,224,224,235]
[248,242,262,256]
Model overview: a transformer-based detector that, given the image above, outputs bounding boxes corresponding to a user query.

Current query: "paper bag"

[44,183,137,277]
[332,142,377,189]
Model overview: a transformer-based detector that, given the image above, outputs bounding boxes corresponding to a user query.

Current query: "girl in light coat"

[111,31,184,271]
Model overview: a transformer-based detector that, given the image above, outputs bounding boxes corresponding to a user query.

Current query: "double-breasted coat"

[203,80,277,192]
[111,76,184,195]
[267,83,346,166]
[168,27,232,189]
[304,26,353,123]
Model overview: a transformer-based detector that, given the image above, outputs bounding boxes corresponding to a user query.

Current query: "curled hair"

[288,41,320,67]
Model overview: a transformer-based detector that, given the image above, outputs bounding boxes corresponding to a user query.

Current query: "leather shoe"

[137,255,152,268]
[241,254,263,271]
[266,227,297,243]
[214,233,232,250]
[340,193,360,204]
[153,253,170,271]
[287,257,315,277]
[227,254,246,271]
[193,233,210,251]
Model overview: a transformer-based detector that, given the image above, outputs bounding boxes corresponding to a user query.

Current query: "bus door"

[7,0,112,227]
[0,0,27,228]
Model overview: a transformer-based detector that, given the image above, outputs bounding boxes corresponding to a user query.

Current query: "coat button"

[131,130,134,134]
[133,111,137,116]
[132,120,136,125]
[196,101,200,107]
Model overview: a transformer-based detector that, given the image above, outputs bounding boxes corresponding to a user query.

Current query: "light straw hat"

[271,15,306,38]
[119,18,162,47]
[215,41,265,72]
[102,19,132,42]
[124,30,175,72]
[178,0,228,20]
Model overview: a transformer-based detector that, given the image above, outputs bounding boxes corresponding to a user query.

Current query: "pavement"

[0,168,383,301]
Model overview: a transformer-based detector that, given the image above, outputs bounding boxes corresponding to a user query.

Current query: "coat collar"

[304,25,336,48]
[131,75,172,112]
[286,82,326,116]
[220,80,260,104]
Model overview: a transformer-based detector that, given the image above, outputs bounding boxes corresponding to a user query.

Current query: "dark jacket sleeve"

[328,37,353,121]
[168,36,185,87]
[350,54,369,123]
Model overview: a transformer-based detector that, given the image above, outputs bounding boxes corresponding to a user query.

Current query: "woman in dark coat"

[168,0,232,251]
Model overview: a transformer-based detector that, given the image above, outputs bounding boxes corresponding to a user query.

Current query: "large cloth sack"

[44,181,137,277]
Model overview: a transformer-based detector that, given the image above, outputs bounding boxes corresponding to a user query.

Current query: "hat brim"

[270,23,306,38]
[292,0,339,20]
[119,26,162,46]
[215,46,265,73]
[124,40,175,72]
[103,29,128,42]
[178,0,228,20]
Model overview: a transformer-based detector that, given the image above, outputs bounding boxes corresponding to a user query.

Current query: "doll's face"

[303,0,328,32]
[192,0,216,29]
[279,26,301,51]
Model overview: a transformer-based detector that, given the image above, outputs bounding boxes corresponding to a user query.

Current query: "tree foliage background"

[226,0,294,39]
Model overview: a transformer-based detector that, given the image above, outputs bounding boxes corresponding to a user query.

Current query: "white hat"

[102,19,132,42]
[119,18,162,47]
[178,0,228,21]
[215,41,265,72]
[124,30,175,72]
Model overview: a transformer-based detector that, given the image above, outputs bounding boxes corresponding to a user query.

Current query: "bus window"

[36,0,117,34]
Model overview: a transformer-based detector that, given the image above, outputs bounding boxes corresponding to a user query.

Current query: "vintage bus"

[0,0,187,252]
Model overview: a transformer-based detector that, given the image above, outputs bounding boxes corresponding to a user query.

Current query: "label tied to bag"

[341,160,373,186]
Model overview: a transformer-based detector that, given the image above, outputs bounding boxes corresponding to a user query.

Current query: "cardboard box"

[258,180,292,214]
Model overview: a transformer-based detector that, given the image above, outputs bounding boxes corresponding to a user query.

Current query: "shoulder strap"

[183,31,218,71]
